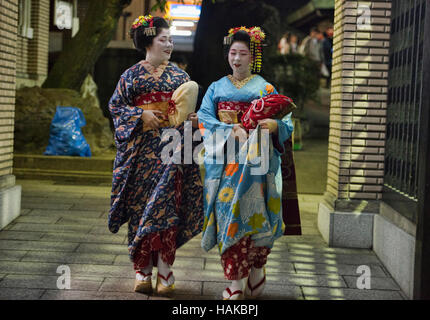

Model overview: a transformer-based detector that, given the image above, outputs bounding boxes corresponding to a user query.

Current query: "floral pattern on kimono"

[197,75,294,255]
[108,60,204,262]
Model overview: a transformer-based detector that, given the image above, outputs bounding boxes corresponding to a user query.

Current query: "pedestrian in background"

[322,26,334,87]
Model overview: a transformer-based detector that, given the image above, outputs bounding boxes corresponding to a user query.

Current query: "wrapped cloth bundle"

[168,81,199,126]
[241,94,297,130]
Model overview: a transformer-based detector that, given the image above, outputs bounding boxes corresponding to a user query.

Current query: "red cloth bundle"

[241,94,296,130]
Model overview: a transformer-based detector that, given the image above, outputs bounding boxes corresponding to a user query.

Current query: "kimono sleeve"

[108,72,143,148]
[197,82,234,180]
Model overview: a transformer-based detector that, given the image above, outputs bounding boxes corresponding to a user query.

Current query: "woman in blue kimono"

[107,15,203,296]
[197,27,295,300]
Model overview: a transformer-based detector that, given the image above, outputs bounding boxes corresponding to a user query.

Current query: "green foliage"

[265,53,320,117]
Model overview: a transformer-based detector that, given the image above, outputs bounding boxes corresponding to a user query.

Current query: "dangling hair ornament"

[131,15,156,36]
[224,26,266,73]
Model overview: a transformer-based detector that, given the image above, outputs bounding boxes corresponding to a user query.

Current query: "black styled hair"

[223,30,251,60]
[129,16,170,53]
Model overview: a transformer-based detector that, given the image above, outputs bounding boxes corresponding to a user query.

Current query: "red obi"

[133,91,173,106]
[217,101,250,124]
[133,91,173,128]
[217,95,296,130]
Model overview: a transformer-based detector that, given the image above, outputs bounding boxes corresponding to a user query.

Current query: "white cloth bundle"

[168,81,199,126]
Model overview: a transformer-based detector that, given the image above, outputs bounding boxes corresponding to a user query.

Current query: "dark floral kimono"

[108,60,203,266]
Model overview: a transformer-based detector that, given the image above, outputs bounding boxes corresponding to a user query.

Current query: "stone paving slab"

[257,250,382,265]
[45,192,86,199]
[0,288,45,300]
[40,232,125,244]
[21,202,74,210]
[99,278,203,296]
[0,239,79,252]
[69,204,110,212]
[21,251,117,265]
[113,255,205,270]
[202,281,304,300]
[89,226,127,235]
[286,243,378,255]
[22,209,104,218]
[39,289,149,300]
[0,231,45,241]
[343,275,401,291]
[302,287,404,300]
[0,180,406,300]
[7,223,93,234]
[0,275,104,291]
[82,193,111,199]
[0,250,28,262]
[294,262,388,277]
[22,197,80,204]
[55,216,109,226]
[14,215,61,224]
[203,258,296,274]
[75,243,128,255]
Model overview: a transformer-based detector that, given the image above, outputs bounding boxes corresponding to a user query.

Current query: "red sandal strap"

[157,271,173,282]
[226,287,243,297]
[247,274,266,292]
[136,271,152,277]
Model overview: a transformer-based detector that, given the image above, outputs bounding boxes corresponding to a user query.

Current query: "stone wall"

[327,0,391,202]
[16,0,49,88]
[0,0,21,230]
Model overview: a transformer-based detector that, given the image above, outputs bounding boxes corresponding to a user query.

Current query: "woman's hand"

[141,110,163,130]
[232,123,248,142]
[187,112,199,128]
[258,119,278,134]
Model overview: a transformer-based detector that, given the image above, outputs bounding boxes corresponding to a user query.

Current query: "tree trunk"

[42,0,132,91]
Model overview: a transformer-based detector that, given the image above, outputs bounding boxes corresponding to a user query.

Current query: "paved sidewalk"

[0,179,406,300]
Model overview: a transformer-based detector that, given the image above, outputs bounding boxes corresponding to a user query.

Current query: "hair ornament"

[131,15,156,36]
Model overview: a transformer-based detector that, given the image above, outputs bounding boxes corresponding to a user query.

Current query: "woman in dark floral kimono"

[107,15,203,296]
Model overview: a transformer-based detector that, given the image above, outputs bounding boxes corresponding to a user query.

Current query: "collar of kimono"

[141,60,169,80]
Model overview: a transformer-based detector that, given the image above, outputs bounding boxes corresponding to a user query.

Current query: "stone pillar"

[318,0,392,248]
[0,0,22,230]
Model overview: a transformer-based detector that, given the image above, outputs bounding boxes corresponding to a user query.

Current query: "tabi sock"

[157,255,175,286]
[248,266,265,287]
[136,256,153,281]
[222,279,244,299]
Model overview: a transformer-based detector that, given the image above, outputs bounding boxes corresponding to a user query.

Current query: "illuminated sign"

[168,3,201,20]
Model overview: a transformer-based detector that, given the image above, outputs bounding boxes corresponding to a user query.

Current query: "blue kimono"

[197,75,294,255]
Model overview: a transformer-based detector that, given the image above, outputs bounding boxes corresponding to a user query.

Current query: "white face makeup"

[147,28,174,62]
[228,41,252,77]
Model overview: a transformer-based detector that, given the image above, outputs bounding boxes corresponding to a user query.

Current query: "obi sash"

[217,101,250,124]
[134,91,173,129]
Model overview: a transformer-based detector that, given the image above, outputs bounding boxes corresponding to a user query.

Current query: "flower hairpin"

[131,15,156,36]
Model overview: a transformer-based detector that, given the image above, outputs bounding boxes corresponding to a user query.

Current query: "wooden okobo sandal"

[155,271,175,297]
[134,271,153,294]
